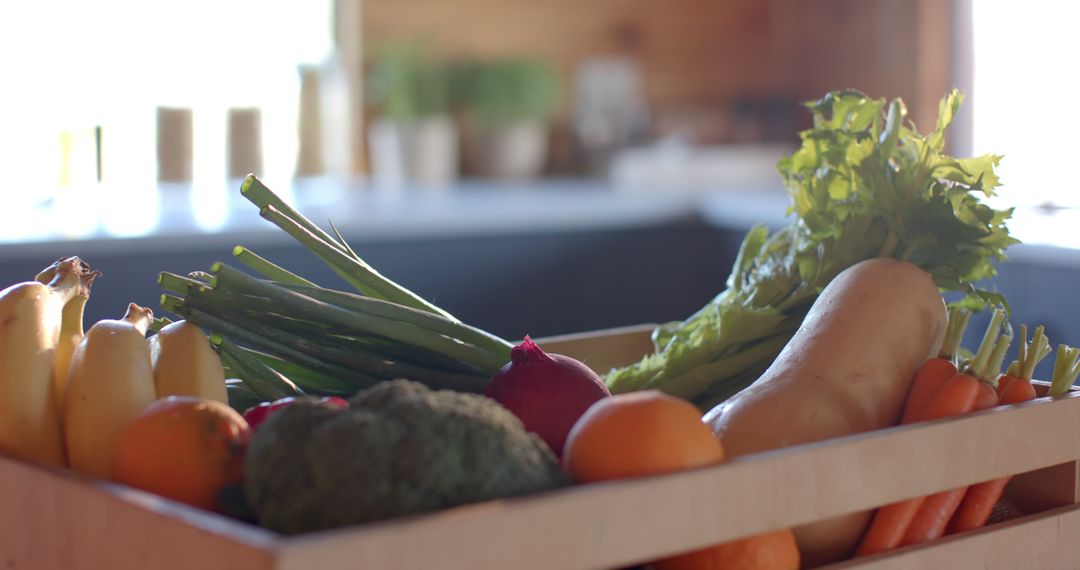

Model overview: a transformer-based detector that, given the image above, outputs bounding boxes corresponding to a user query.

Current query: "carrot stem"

[939,308,972,362]
[1049,345,1080,397]
[1021,326,1051,381]
[975,334,1013,388]
[967,309,1006,380]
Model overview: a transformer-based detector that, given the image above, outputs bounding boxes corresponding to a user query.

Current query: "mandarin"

[652,529,800,570]
[563,390,723,482]
[563,391,798,570]
[110,396,250,512]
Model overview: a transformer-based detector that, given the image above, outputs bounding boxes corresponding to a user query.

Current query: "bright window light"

[971,2,1080,208]
[0,1,333,232]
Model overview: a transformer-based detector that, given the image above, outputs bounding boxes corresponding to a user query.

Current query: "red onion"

[484,336,610,457]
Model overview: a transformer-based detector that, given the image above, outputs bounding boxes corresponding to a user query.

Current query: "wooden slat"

[535,323,658,373]
[0,455,277,570]
[274,393,1080,570]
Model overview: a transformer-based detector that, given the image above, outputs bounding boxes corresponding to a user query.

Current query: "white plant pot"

[368,115,459,191]
[465,119,549,180]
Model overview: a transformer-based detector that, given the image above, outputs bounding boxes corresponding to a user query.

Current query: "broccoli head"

[244,379,568,534]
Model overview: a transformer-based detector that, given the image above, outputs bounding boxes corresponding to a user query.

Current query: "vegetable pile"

[604,89,1017,409]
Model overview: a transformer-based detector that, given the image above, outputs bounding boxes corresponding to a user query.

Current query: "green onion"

[160,176,513,404]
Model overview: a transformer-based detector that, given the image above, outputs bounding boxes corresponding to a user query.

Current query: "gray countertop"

[3,176,1077,267]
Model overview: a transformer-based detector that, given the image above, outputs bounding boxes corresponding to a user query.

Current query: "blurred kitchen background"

[1,1,1077,363]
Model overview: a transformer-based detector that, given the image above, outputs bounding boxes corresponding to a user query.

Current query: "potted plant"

[366,46,457,190]
[456,58,561,180]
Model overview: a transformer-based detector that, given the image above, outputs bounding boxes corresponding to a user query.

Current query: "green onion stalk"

[159,175,514,409]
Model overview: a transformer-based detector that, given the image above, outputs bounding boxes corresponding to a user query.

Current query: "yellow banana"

[64,303,157,478]
[36,265,99,415]
[52,293,89,413]
[149,320,227,404]
[0,257,87,467]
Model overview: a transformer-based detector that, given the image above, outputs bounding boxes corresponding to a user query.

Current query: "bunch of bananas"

[0,257,228,477]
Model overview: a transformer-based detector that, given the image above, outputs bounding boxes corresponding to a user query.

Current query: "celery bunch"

[605,89,1018,409]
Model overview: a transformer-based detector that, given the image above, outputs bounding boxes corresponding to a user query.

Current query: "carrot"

[948,326,1051,534]
[854,309,981,557]
[900,314,1012,547]
[900,308,971,424]
[854,499,925,557]
[995,325,1032,399]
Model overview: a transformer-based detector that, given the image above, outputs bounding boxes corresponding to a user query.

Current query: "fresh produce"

[900,307,971,424]
[653,529,799,570]
[0,257,92,467]
[563,390,724,482]
[111,396,251,512]
[898,312,1013,548]
[563,391,798,569]
[854,309,1010,556]
[64,303,158,478]
[34,260,100,413]
[947,325,1050,535]
[703,257,948,566]
[605,89,1016,409]
[157,181,515,404]
[241,395,347,430]
[855,308,976,557]
[244,379,566,534]
[485,336,610,457]
[1047,345,1080,399]
[994,324,1049,404]
[148,319,228,404]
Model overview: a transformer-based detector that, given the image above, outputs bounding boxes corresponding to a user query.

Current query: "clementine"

[652,529,800,570]
[563,391,798,570]
[562,390,724,482]
[110,396,251,512]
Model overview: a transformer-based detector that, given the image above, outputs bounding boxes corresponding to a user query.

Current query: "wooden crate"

[2,325,1079,569]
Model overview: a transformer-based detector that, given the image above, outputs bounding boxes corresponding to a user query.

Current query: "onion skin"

[484,337,611,457]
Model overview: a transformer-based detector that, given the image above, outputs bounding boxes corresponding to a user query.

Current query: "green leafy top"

[780,89,1014,297]
[605,89,1018,406]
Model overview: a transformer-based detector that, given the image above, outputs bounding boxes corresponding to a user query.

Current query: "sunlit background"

[971,1,1079,209]
[1,0,1078,340]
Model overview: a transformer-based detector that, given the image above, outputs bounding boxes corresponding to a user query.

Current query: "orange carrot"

[855,499,925,557]
[998,376,1036,405]
[854,308,975,557]
[901,308,971,424]
[900,313,1012,547]
[950,332,1069,534]
[995,325,1031,399]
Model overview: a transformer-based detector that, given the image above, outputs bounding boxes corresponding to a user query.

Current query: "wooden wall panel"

[357,0,955,167]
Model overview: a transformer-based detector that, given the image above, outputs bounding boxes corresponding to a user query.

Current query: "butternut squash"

[703,257,948,566]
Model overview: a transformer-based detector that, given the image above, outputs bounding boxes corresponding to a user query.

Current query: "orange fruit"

[563,392,798,570]
[110,396,251,512]
[563,390,724,482]
[652,529,800,570]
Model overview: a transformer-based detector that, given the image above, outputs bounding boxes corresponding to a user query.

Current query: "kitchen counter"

[4,176,1079,349]
[6,177,1075,264]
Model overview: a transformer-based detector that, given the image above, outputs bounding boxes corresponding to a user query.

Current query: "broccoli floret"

[245,379,568,534]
